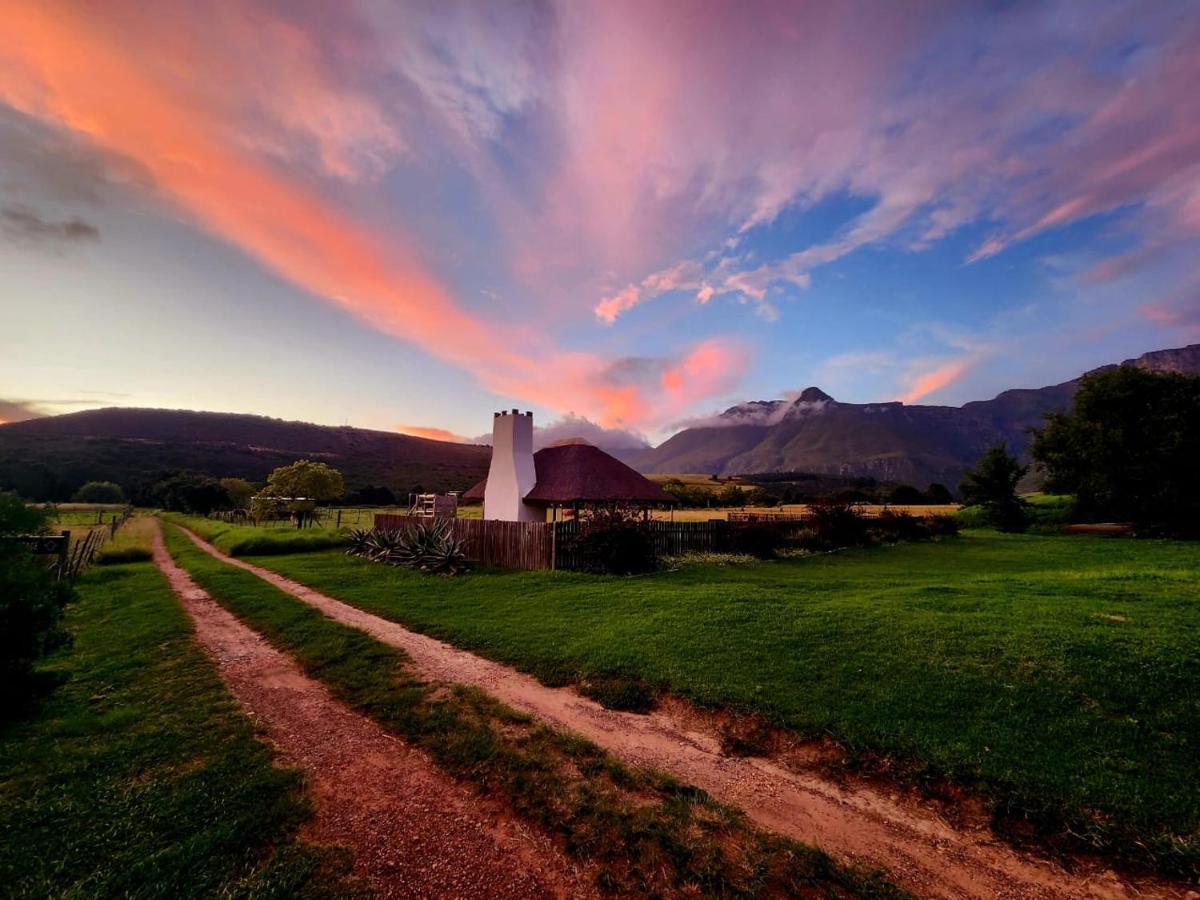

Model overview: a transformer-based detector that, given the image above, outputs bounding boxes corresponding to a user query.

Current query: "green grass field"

[165,513,349,556]
[0,559,357,898]
[162,523,901,897]
[230,527,1200,875]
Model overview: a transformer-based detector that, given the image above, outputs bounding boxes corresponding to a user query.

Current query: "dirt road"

[177,525,1185,900]
[153,523,592,899]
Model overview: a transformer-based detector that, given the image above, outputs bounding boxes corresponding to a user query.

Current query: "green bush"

[799,500,871,551]
[575,524,657,574]
[871,509,929,543]
[71,481,126,504]
[726,523,784,559]
[0,493,73,716]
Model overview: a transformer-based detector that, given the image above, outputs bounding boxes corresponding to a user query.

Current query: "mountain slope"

[638,344,1200,487]
[0,408,490,501]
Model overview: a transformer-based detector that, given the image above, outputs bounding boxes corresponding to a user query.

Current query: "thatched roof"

[463,443,671,505]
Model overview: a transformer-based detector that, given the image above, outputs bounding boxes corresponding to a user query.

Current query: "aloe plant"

[347,523,468,575]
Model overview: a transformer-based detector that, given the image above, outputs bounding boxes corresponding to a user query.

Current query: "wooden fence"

[6,518,124,582]
[372,513,814,571]
[374,514,556,570]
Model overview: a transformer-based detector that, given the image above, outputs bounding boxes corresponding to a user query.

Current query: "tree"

[263,460,344,502]
[717,484,748,507]
[262,460,344,527]
[959,444,1028,532]
[151,472,229,515]
[0,493,73,716]
[72,481,126,504]
[887,484,926,505]
[345,484,397,506]
[1031,367,1200,532]
[925,483,954,504]
[220,477,255,509]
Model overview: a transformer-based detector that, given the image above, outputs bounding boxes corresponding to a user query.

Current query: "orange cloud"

[897,359,972,404]
[396,424,470,443]
[0,1,746,430]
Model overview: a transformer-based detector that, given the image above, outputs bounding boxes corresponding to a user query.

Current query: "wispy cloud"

[0,0,747,430]
[1,204,98,247]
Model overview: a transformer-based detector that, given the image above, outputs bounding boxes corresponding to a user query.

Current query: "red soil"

[178,525,1188,900]
[152,523,593,899]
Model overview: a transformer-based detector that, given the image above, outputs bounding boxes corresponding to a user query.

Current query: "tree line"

[961,366,1200,534]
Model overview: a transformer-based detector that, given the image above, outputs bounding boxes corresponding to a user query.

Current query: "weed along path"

[151,524,591,899]
[175,527,1184,900]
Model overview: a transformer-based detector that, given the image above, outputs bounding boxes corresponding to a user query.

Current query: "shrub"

[800,499,871,551]
[960,445,1029,533]
[872,509,930,543]
[726,523,783,559]
[393,520,469,575]
[924,514,961,537]
[72,481,126,504]
[0,493,73,716]
[349,522,468,575]
[955,505,989,528]
[575,525,656,575]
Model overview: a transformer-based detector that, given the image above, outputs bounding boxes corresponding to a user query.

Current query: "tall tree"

[959,444,1028,532]
[1031,367,1200,532]
[262,460,344,502]
[219,477,255,509]
[262,460,344,527]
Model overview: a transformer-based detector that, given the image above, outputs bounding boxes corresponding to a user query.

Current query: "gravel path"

[153,523,594,899]
[178,525,1187,900]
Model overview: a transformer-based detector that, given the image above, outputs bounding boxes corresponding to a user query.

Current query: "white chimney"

[483,409,540,521]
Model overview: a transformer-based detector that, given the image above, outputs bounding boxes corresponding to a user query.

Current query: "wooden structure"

[375,514,555,569]
[406,492,459,518]
[373,513,810,571]
[463,440,672,522]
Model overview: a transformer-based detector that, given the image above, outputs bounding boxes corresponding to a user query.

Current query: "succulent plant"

[345,528,372,556]
[347,523,468,575]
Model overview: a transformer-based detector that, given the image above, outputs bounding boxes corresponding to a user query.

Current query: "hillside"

[0,408,490,501]
[634,344,1200,488]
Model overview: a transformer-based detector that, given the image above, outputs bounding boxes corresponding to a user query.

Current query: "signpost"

[7,531,70,579]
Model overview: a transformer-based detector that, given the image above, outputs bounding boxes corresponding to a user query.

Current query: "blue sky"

[1,1,1197,444]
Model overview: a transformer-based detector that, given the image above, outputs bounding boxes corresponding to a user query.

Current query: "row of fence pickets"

[373,513,813,571]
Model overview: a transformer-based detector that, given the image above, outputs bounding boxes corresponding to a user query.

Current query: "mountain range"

[1,344,1196,501]
[0,408,490,501]
[625,344,1200,488]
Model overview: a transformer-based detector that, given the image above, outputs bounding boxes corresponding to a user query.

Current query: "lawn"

[164,513,349,556]
[161,523,902,897]
[0,558,357,898]
[238,527,1200,874]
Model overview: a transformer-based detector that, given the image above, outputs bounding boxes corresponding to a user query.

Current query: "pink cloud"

[897,359,974,405]
[0,0,747,431]
[395,424,471,443]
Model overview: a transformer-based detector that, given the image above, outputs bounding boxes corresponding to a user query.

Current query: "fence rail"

[372,513,816,571]
[374,514,556,570]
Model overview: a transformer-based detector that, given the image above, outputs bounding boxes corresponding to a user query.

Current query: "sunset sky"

[2,1,1198,443]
